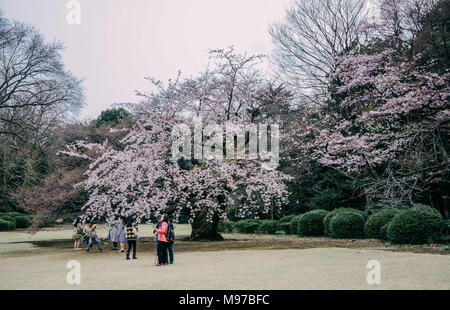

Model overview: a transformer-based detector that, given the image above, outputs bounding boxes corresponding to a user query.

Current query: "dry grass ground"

[0,224,448,289]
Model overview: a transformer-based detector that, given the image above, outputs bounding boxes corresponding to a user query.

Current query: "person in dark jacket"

[125,217,138,260]
[166,219,174,264]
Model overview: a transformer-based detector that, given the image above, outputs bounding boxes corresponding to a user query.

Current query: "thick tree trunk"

[189,208,223,241]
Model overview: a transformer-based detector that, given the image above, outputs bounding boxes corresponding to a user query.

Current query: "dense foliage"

[329,212,366,238]
[387,205,445,244]
[296,210,329,236]
[323,208,366,236]
[364,208,400,238]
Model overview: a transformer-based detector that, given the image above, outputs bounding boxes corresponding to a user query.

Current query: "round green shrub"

[329,212,365,238]
[289,216,302,235]
[279,222,291,234]
[0,219,16,231]
[387,205,444,244]
[258,220,279,234]
[14,216,32,229]
[297,210,329,236]
[323,208,366,236]
[234,219,260,233]
[364,208,400,239]
[379,223,389,240]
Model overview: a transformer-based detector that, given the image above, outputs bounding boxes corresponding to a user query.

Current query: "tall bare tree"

[0,14,84,212]
[0,15,84,145]
[269,0,368,106]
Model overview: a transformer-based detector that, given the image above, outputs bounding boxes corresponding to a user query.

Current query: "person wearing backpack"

[166,218,175,264]
[154,214,169,266]
[125,217,138,260]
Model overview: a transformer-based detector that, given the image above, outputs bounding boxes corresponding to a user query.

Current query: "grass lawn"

[0,224,448,289]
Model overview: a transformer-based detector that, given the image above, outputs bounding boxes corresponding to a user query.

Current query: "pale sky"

[0,0,293,120]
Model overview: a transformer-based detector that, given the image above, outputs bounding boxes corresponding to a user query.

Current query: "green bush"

[323,208,366,236]
[387,205,444,244]
[0,219,16,231]
[234,219,260,233]
[258,220,279,234]
[0,215,16,225]
[2,212,23,218]
[279,222,291,234]
[329,212,365,238]
[279,215,295,234]
[297,210,329,236]
[217,220,234,233]
[380,223,389,240]
[364,208,400,239]
[289,216,302,235]
[14,216,32,229]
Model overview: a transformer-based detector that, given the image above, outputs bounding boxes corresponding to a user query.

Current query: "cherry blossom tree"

[60,48,292,240]
[306,50,449,209]
[281,0,449,214]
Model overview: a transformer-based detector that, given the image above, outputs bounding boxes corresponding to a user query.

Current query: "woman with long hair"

[154,214,169,266]
[108,215,120,251]
[72,217,83,251]
[117,216,126,252]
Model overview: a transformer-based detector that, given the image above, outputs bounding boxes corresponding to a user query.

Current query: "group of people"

[72,214,175,265]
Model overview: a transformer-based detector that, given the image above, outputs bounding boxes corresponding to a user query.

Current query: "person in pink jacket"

[155,214,169,266]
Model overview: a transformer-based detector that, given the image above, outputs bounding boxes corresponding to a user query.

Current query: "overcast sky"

[0,0,293,120]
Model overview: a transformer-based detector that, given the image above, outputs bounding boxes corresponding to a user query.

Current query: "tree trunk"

[190,207,223,241]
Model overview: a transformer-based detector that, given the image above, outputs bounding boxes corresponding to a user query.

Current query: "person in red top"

[155,214,169,266]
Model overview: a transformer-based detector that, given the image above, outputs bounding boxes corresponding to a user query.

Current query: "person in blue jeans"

[167,240,174,264]
[85,221,102,252]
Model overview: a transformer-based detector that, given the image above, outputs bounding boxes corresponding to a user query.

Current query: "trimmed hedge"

[323,208,366,236]
[279,222,291,234]
[289,216,302,235]
[278,215,295,234]
[297,210,329,236]
[14,216,32,229]
[387,205,444,244]
[217,220,234,233]
[329,212,365,238]
[364,208,400,239]
[0,219,16,231]
[234,219,260,233]
[0,215,16,225]
[380,223,389,240]
[258,220,280,234]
